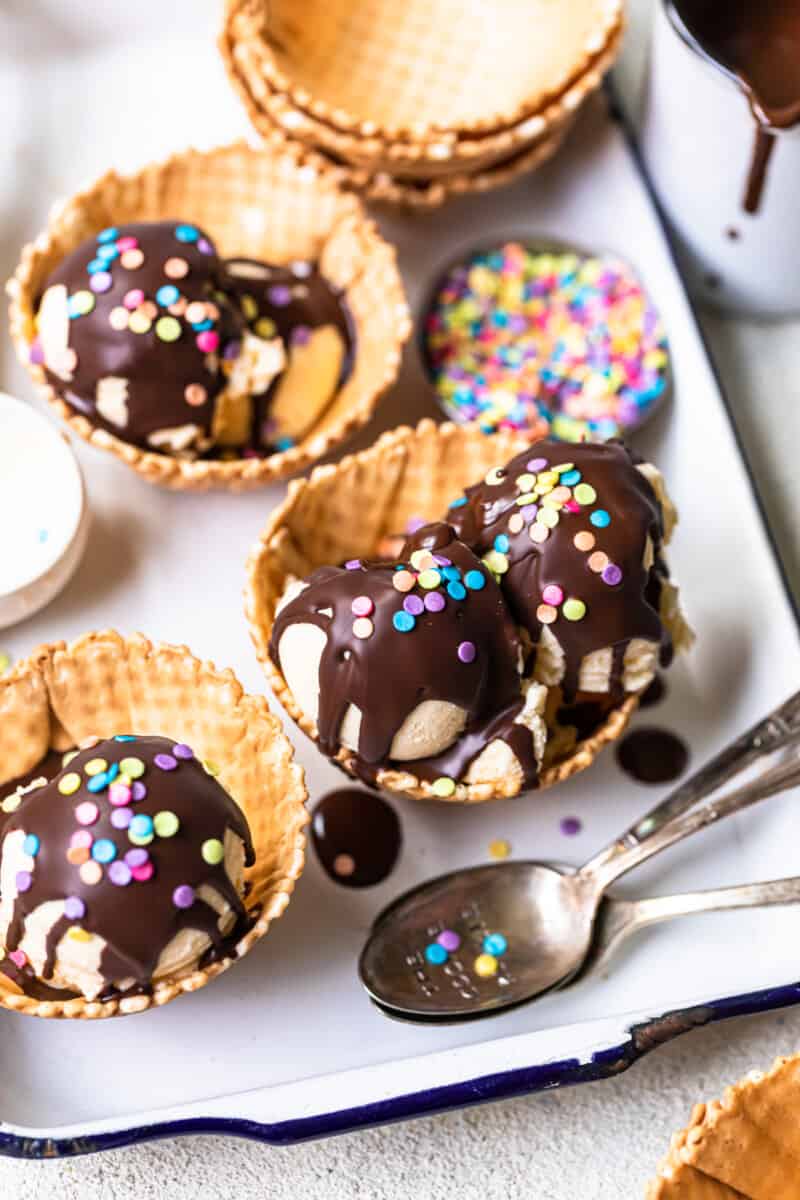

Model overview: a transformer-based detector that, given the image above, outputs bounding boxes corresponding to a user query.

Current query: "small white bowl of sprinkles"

[0,393,89,628]
[421,239,672,443]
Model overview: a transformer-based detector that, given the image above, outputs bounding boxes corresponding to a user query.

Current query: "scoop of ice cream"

[270,523,546,788]
[0,735,253,1001]
[33,220,283,458]
[221,257,353,451]
[446,439,692,702]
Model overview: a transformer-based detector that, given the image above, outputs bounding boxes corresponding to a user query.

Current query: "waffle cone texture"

[246,420,637,804]
[7,142,410,490]
[0,631,308,1018]
[647,1055,800,1199]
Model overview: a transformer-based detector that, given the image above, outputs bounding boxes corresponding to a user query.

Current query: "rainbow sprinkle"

[425,242,670,442]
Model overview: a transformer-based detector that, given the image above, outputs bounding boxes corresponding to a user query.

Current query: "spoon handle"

[585,875,800,977]
[583,750,800,892]
[581,689,800,885]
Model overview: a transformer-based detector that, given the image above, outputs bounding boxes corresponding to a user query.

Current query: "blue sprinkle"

[97,243,119,262]
[87,772,109,793]
[114,735,136,742]
[175,224,199,243]
[38,529,48,544]
[23,834,40,858]
[156,284,180,307]
[483,932,507,956]
[87,258,107,274]
[275,437,294,451]
[590,509,611,528]
[449,497,468,509]
[442,566,461,581]
[561,470,581,486]
[464,570,485,591]
[425,943,448,965]
[92,838,117,864]
[191,318,213,331]
[393,611,416,633]
[97,227,118,243]
[494,534,510,554]
[106,762,119,784]
[447,581,466,601]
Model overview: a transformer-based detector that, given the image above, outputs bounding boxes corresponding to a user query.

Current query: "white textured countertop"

[2,2,800,1196]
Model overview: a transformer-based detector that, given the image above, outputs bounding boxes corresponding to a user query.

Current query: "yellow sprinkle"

[489,839,511,860]
[515,473,536,492]
[241,295,258,321]
[1,792,22,814]
[474,953,498,978]
[482,550,509,575]
[58,772,81,796]
[84,758,107,777]
[538,508,560,529]
[204,760,220,777]
[62,750,78,767]
[515,493,537,507]
[67,926,92,942]
[484,467,505,486]
[255,316,277,339]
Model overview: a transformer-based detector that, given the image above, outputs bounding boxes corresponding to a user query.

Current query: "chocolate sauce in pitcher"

[669,0,800,213]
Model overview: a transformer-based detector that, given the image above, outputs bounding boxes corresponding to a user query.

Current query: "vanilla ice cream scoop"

[270,523,548,790]
[446,439,692,702]
[0,735,253,1001]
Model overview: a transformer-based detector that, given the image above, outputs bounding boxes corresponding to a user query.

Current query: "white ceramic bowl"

[0,393,89,628]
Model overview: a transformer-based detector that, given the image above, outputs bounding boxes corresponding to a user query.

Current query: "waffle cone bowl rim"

[221,0,625,142]
[245,419,638,804]
[6,140,411,493]
[221,6,623,172]
[0,631,309,1019]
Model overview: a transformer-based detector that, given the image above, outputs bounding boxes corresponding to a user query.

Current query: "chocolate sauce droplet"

[616,727,689,785]
[639,674,667,709]
[311,789,401,887]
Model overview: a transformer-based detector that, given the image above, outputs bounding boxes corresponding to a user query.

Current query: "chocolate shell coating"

[2,735,253,998]
[446,440,670,701]
[270,523,535,785]
[36,221,242,448]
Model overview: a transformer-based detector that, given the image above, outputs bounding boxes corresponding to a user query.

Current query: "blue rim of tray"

[2,84,798,1159]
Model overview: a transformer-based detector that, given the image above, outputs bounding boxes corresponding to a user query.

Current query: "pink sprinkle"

[196,330,219,354]
[70,829,93,849]
[75,801,99,826]
[351,595,374,617]
[542,584,564,606]
[563,500,581,513]
[124,288,145,310]
[131,861,155,882]
[116,236,139,251]
[345,560,361,571]
[108,782,131,807]
[8,950,27,969]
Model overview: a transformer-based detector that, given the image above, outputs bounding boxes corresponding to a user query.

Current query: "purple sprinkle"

[223,339,241,361]
[172,743,194,760]
[131,781,147,802]
[437,929,461,952]
[457,640,477,664]
[560,816,582,836]
[173,884,195,909]
[527,458,548,472]
[267,285,291,307]
[424,591,446,612]
[197,238,214,255]
[433,555,452,567]
[154,753,177,771]
[15,870,32,893]
[64,896,85,920]
[403,594,425,616]
[290,324,312,346]
[108,861,132,887]
[521,504,538,522]
[90,270,113,294]
[111,806,133,830]
[404,516,426,535]
[124,848,149,869]
[29,339,45,365]
[345,559,361,570]
[602,563,623,586]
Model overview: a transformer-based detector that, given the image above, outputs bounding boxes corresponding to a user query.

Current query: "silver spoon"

[359,690,800,1021]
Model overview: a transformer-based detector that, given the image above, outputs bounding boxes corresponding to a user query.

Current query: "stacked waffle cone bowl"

[0,632,307,1018]
[221,0,625,206]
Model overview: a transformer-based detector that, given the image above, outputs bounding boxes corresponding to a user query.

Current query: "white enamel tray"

[1,16,799,1156]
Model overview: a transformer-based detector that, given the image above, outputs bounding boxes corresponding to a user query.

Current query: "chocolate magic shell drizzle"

[446,440,671,703]
[270,523,539,787]
[36,221,243,449]
[669,0,800,213]
[0,736,254,999]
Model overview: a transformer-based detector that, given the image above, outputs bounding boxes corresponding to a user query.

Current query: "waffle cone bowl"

[0,631,308,1018]
[246,420,637,804]
[647,1055,800,1199]
[221,1,621,183]
[7,141,410,491]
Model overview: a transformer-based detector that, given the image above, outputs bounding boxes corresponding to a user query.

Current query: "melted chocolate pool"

[616,727,689,785]
[311,789,401,887]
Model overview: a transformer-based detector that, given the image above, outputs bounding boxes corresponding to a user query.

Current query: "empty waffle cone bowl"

[7,141,410,491]
[222,1,622,181]
[647,1055,800,1199]
[0,631,308,1018]
[246,420,637,804]
[221,0,623,144]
